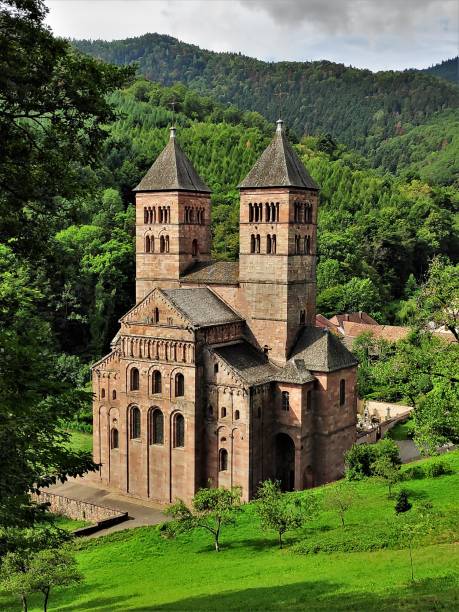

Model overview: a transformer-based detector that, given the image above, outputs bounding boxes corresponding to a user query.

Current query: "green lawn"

[52,514,92,532]
[66,429,93,453]
[2,453,459,611]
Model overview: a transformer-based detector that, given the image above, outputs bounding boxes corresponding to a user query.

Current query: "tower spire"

[276,118,284,134]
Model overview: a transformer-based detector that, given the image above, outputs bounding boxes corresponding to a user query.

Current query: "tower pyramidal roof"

[134,127,210,193]
[239,119,318,190]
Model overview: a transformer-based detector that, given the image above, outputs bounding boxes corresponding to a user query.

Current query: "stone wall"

[31,491,125,523]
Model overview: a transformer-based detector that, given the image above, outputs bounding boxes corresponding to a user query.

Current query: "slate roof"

[161,287,241,328]
[239,120,318,190]
[214,342,281,386]
[180,260,239,285]
[290,326,358,372]
[134,129,210,193]
[214,341,315,386]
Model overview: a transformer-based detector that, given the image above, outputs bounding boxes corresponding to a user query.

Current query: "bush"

[345,439,401,480]
[394,490,412,514]
[403,460,453,480]
[424,461,453,478]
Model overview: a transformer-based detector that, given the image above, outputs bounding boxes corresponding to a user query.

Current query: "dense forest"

[28,78,458,368]
[421,57,458,83]
[73,34,459,185]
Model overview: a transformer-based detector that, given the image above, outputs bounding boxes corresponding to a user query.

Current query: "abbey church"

[92,120,358,503]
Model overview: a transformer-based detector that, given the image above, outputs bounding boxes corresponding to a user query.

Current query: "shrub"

[345,439,401,481]
[403,465,425,480]
[345,444,377,480]
[395,490,412,514]
[424,461,453,478]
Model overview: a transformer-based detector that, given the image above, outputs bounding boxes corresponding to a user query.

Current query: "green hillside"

[39,79,458,361]
[421,57,458,84]
[73,34,459,185]
[3,451,458,611]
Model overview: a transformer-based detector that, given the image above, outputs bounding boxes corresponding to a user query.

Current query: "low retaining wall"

[31,491,128,536]
[356,411,411,445]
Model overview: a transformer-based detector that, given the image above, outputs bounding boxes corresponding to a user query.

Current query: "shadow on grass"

[122,575,458,611]
[53,591,137,611]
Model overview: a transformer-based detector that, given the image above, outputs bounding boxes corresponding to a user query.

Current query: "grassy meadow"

[2,452,459,611]
[66,430,93,454]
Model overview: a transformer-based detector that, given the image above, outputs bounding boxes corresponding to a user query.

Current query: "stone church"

[92,120,358,503]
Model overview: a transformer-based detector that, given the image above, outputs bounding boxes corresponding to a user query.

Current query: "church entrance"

[275,433,295,491]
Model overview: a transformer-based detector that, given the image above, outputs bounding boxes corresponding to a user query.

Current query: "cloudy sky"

[45,0,458,71]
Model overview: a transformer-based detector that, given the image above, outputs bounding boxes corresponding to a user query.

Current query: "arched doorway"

[275,433,295,491]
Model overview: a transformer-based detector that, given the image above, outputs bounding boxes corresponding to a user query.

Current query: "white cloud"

[43,0,458,71]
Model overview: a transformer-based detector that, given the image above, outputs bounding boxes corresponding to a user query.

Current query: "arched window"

[256,234,260,253]
[300,310,305,325]
[111,428,119,449]
[221,406,227,418]
[152,370,162,394]
[192,239,198,257]
[175,372,184,397]
[145,235,151,253]
[219,449,228,471]
[250,234,255,253]
[276,202,279,221]
[267,234,272,254]
[160,236,165,253]
[234,409,240,420]
[271,202,276,222]
[201,209,205,224]
[165,236,170,253]
[130,368,139,391]
[294,201,298,222]
[249,203,253,222]
[214,363,219,374]
[305,236,311,255]
[208,405,213,416]
[153,307,160,323]
[282,391,290,411]
[254,203,259,222]
[259,203,263,222]
[295,235,300,254]
[340,379,346,406]
[174,414,185,448]
[112,390,117,400]
[265,202,270,222]
[101,388,105,398]
[130,406,141,439]
[149,408,164,445]
[272,235,276,254]
[144,208,149,224]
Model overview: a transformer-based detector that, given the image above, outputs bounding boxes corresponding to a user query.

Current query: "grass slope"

[66,429,93,454]
[3,453,459,611]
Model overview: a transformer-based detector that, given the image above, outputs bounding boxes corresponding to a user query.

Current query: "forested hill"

[73,33,459,160]
[421,57,458,83]
[39,79,458,361]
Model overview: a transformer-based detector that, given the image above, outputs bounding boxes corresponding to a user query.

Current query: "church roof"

[214,341,315,386]
[161,287,241,328]
[238,120,318,190]
[213,342,281,386]
[290,327,358,372]
[134,128,210,193]
[180,260,239,285]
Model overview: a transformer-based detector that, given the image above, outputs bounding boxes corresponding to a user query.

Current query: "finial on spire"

[276,118,284,134]
[170,126,176,139]
[169,99,177,139]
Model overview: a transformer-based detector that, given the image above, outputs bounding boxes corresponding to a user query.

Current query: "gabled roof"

[239,120,318,190]
[213,342,280,386]
[161,288,242,328]
[290,326,358,372]
[134,128,210,193]
[342,321,410,342]
[213,341,315,386]
[180,260,239,285]
[330,312,379,327]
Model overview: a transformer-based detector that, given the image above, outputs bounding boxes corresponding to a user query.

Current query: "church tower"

[134,127,212,302]
[238,120,319,364]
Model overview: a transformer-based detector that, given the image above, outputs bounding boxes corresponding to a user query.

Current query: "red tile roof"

[330,312,379,327]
